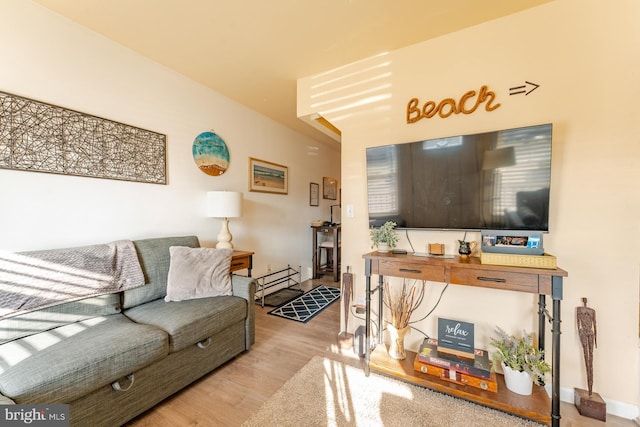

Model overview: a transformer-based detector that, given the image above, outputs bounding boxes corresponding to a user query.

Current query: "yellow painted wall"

[300,0,639,412]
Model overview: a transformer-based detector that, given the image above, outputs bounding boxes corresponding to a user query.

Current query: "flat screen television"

[366,123,552,232]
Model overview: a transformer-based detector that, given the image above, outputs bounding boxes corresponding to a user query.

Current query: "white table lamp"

[206,191,243,249]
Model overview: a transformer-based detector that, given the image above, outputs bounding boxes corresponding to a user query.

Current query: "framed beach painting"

[249,157,288,194]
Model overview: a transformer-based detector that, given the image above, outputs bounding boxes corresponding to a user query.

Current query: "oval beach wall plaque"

[192,131,230,176]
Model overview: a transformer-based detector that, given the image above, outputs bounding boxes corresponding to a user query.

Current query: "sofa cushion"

[165,246,233,302]
[124,296,246,353]
[0,314,168,404]
[123,236,200,309]
[0,293,121,344]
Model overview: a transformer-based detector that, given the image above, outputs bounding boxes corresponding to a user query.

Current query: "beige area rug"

[242,356,544,427]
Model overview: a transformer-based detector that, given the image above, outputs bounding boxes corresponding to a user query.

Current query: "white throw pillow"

[165,246,233,302]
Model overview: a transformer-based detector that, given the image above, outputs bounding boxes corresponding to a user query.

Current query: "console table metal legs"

[551,276,563,427]
[364,259,372,375]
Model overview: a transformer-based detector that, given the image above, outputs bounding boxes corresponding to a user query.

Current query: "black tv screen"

[366,123,552,232]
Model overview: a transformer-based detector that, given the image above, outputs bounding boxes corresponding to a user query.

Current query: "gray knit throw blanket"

[0,240,145,319]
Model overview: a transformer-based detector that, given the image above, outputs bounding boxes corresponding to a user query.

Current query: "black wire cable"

[404,229,415,253]
[348,276,449,344]
[352,304,434,341]
[407,326,431,339]
[409,282,449,323]
[350,305,379,336]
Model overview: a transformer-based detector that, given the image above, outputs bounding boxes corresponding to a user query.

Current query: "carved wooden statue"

[576,297,597,395]
[337,267,354,349]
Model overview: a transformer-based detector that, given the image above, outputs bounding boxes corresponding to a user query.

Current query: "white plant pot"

[377,243,389,253]
[501,362,533,395]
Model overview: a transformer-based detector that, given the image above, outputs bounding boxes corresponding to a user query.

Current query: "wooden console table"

[363,252,567,426]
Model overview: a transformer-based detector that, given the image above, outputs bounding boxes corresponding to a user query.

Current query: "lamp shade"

[207,191,242,218]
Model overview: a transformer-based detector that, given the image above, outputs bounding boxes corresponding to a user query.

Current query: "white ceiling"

[33,0,552,146]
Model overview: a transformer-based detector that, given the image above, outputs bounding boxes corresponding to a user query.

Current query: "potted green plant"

[490,326,551,395]
[370,221,399,252]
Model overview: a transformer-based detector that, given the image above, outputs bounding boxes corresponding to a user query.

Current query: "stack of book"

[414,338,498,393]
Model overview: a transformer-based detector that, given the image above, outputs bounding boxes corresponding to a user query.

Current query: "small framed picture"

[249,157,288,194]
[323,177,337,200]
[310,182,319,206]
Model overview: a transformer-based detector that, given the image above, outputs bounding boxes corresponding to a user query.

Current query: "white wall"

[300,0,639,417]
[0,0,340,281]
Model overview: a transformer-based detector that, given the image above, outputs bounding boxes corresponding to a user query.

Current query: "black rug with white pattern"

[268,285,341,323]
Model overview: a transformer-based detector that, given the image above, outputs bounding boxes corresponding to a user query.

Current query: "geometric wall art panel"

[0,90,166,184]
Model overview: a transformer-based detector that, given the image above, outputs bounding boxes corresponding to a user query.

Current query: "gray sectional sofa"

[0,236,256,426]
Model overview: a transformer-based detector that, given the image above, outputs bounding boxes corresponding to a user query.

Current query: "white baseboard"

[557,386,640,420]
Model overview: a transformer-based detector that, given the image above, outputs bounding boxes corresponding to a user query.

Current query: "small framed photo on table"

[310,182,319,206]
[323,177,337,200]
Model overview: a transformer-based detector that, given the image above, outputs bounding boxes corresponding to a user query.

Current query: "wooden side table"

[231,250,254,277]
[311,225,341,282]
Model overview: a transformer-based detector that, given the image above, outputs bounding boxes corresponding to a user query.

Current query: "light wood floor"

[126,278,636,427]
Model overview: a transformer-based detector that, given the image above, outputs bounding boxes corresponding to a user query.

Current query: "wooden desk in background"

[311,225,340,282]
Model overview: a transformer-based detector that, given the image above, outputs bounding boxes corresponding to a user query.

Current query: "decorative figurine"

[574,297,606,421]
[337,266,354,349]
[577,297,597,394]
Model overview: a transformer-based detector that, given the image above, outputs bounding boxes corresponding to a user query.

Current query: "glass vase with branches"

[383,278,426,359]
[384,278,427,328]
